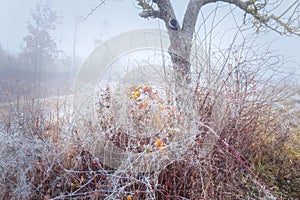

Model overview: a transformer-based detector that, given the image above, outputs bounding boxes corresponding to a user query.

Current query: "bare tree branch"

[182,0,207,39]
[137,0,177,28]
[80,0,107,23]
[137,0,163,19]
[138,0,300,37]
[139,10,163,19]
[152,0,177,21]
[221,0,300,36]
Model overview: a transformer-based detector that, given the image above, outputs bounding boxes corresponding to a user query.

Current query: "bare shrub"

[1,35,299,200]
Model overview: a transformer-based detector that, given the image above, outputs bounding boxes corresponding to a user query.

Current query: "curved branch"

[182,0,218,38]
[152,0,177,21]
[137,0,177,23]
[221,0,300,36]
[139,10,163,19]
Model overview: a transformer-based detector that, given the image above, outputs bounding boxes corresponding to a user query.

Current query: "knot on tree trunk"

[169,52,191,83]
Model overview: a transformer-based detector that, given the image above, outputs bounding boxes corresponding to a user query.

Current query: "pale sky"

[0,0,160,58]
[0,0,299,69]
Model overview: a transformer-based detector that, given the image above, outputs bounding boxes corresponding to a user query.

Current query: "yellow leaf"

[127,195,132,200]
[133,91,140,99]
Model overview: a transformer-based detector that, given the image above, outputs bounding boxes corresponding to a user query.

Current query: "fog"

[0,0,299,102]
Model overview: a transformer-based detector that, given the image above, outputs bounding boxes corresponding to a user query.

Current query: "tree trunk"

[166,28,194,113]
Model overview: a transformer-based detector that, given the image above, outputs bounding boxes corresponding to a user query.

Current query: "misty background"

[0,0,299,102]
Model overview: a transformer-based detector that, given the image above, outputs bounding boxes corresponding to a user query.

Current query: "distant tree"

[0,44,7,73]
[20,0,61,79]
[0,43,7,65]
[0,44,12,77]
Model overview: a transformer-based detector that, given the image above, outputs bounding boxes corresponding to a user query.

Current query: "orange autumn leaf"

[138,103,144,109]
[126,195,132,200]
[138,100,149,109]
[127,195,132,200]
[143,86,152,93]
[155,138,164,148]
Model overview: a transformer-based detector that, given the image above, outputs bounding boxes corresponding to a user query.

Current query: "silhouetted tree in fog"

[20,0,61,80]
